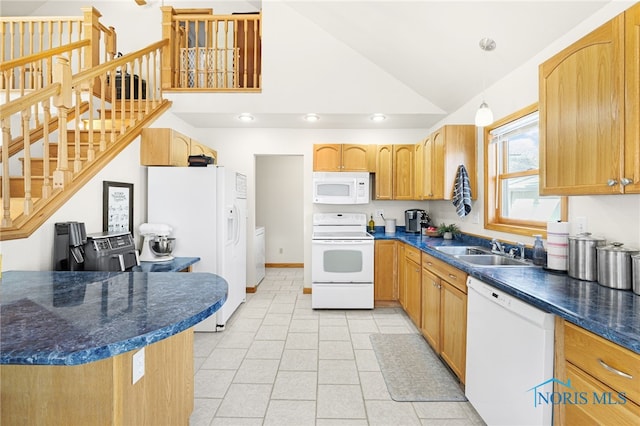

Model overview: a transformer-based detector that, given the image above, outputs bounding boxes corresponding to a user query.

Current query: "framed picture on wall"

[103,181,134,233]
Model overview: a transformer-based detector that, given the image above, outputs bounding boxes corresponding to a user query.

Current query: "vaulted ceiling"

[3,1,616,128]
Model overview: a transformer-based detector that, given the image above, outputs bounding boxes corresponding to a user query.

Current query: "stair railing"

[1,7,117,91]
[0,39,169,233]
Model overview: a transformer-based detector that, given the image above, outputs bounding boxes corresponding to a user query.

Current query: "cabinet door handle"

[598,358,633,379]
[448,274,457,280]
[607,179,618,186]
[621,177,632,186]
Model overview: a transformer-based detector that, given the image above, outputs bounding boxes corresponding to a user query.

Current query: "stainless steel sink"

[433,246,491,256]
[455,254,533,267]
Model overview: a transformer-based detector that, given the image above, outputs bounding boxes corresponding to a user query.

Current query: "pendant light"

[475,38,496,127]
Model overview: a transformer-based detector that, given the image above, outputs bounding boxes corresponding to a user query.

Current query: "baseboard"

[265,263,303,268]
[303,287,312,294]
[374,300,401,308]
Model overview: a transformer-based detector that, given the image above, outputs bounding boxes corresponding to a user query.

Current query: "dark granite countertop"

[374,228,640,355]
[0,270,227,366]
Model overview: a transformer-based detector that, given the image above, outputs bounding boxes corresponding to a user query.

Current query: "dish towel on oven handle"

[452,164,472,217]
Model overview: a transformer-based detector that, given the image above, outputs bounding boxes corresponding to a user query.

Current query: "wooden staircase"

[1,37,171,241]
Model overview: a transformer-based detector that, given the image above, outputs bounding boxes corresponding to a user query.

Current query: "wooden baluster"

[143,53,150,116]
[151,49,157,107]
[86,81,95,162]
[1,117,12,227]
[48,21,53,50]
[99,74,107,151]
[254,17,259,89]
[53,56,72,189]
[41,99,52,199]
[19,21,24,58]
[73,90,81,173]
[110,68,116,143]
[0,23,5,65]
[21,109,33,216]
[38,21,44,58]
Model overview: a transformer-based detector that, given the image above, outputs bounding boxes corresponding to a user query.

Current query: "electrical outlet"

[279,248,283,254]
[132,348,145,384]
[575,216,587,234]
[375,209,384,218]
[471,212,480,224]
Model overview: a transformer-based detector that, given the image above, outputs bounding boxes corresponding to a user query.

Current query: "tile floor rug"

[370,334,467,402]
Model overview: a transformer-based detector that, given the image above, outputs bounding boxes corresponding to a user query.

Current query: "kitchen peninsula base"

[1,329,194,426]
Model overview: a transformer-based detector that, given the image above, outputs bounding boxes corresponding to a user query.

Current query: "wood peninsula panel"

[1,329,194,426]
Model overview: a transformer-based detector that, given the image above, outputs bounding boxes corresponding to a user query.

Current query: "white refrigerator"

[147,166,247,331]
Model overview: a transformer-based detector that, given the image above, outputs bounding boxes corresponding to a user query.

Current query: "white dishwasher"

[465,276,555,426]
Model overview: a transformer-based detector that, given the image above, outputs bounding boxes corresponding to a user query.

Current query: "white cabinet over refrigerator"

[147,166,247,331]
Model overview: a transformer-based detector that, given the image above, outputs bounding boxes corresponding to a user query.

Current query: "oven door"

[311,239,374,283]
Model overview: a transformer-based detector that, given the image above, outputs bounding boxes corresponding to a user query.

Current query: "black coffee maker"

[53,222,87,271]
[405,209,427,233]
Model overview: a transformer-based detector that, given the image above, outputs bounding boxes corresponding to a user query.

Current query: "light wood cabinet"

[393,144,415,200]
[440,280,467,381]
[374,240,398,302]
[414,140,424,198]
[540,3,640,195]
[420,252,468,383]
[313,144,373,172]
[375,144,393,199]
[398,242,406,309]
[554,318,640,425]
[419,125,476,200]
[403,244,422,327]
[375,144,415,199]
[420,268,441,351]
[141,128,217,166]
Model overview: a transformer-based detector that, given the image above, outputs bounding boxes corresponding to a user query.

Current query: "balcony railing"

[1,7,117,95]
[161,7,261,91]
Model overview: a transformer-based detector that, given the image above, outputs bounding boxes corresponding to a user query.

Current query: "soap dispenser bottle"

[532,235,546,266]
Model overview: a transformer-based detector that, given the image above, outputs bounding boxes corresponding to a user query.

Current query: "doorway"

[255,155,304,267]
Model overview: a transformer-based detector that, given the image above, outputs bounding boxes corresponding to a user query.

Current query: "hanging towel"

[452,164,472,217]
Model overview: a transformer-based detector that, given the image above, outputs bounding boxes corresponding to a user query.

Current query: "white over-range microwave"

[312,172,370,204]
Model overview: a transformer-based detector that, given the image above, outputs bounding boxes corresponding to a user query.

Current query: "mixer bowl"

[149,237,175,256]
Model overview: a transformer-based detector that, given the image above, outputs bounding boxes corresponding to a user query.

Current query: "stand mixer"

[139,223,175,262]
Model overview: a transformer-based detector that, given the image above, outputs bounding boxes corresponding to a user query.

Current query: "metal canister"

[632,253,640,295]
[567,233,606,281]
[596,243,640,290]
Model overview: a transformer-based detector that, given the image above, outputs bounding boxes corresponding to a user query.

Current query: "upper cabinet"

[140,128,217,167]
[419,125,476,200]
[374,144,414,200]
[393,144,415,200]
[539,3,640,195]
[375,145,393,199]
[313,144,374,172]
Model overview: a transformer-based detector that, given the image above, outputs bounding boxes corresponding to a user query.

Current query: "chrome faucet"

[491,238,505,255]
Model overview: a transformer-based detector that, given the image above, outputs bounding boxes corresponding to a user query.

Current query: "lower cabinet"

[554,318,640,425]
[373,243,468,383]
[403,244,422,328]
[421,252,467,383]
[374,240,398,302]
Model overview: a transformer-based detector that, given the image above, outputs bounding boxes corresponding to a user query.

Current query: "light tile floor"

[190,268,485,426]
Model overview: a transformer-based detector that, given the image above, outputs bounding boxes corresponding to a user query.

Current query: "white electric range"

[311,213,374,309]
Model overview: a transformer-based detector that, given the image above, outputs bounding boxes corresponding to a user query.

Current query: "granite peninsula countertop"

[0,270,227,366]
[374,228,640,355]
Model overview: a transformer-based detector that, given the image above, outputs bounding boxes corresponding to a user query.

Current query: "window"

[484,103,567,238]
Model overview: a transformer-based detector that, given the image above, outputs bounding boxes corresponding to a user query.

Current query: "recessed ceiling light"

[304,113,320,122]
[370,113,386,122]
[238,113,254,122]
